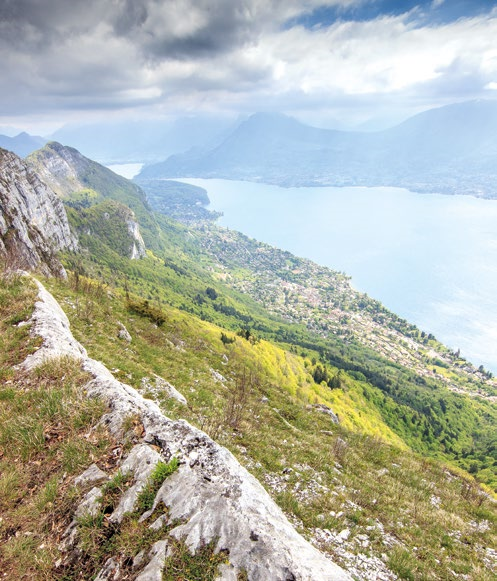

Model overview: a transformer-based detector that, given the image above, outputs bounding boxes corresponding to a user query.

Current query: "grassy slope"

[40,270,497,580]
[59,205,497,491]
[0,266,495,579]
[8,146,497,577]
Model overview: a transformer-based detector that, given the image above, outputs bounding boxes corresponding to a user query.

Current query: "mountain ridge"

[139,99,497,198]
[0,132,46,158]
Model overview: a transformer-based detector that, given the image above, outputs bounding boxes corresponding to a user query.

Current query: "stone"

[74,464,109,487]
[117,322,132,343]
[94,557,121,580]
[0,148,77,277]
[23,278,353,581]
[141,375,187,405]
[307,404,339,424]
[135,540,170,581]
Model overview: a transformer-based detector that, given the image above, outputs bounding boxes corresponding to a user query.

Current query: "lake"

[177,178,497,374]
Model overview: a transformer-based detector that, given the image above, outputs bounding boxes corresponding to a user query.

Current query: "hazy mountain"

[139,100,497,198]
[0,132,47,157]
[50,115,237,164]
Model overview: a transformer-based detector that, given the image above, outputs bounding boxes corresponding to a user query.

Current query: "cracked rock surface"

[22,277,353,580]
[0,148,77,276]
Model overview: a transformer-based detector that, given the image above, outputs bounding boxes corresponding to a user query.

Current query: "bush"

[127,298,166,326]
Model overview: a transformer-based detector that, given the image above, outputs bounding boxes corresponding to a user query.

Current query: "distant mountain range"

[3,100,497,198]
[139,100,497,198]
[50,115,237,164]
[0,132,46,157]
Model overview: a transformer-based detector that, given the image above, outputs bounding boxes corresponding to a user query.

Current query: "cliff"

[0,148,77,276]
[28,142,149,259]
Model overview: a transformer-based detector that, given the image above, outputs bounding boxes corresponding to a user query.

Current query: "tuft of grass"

[388,547,417,580]
[136,457,179,513]
[163,537,229,581]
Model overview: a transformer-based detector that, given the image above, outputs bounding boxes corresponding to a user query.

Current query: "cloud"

[0,0,497,127]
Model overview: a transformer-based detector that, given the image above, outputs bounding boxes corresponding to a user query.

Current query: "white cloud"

[1,1,497,126]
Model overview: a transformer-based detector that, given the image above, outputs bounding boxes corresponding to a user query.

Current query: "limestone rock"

[141,375,187,405]
[74,464,109,487]
[117,322,132,342]
[307,403,340,424]
[127,218,147,259]
[23,278,353,581]
[135,541,170,581]
[0,148,77,276]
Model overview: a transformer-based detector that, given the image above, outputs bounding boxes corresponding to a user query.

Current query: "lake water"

[177,178,497,374]
[106,163,143,179]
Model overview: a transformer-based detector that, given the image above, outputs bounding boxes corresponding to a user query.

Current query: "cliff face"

[28,141,84,199]
[28,142,147,260]
[0,148,77,276]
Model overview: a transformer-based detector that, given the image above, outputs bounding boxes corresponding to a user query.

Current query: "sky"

[1,0,497,134]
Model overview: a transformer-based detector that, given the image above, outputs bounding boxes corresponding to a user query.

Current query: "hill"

[27,141,162,255]
[1,145,496,579]
[139,100,497,198]
[0,132,46,158]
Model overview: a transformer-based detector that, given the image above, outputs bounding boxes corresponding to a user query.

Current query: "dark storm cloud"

[0,0,106,48]
[110,0,257,59]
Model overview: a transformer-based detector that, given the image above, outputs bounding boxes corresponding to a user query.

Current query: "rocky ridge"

[28,142,148,260]
[22,276,353,581]
[0,148,77,276]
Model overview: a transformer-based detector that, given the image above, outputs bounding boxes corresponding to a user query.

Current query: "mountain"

[0,147,77,276]
[27,141,156,257]
[139,100,497,198]
[1,144,496,579]
[0,132,47,157]
[50,115,237,164]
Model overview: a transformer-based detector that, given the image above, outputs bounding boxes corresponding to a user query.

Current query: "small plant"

[127,298,166,326]
[136,457,179,513]
[163,537,229,581]
[221,332,236,345]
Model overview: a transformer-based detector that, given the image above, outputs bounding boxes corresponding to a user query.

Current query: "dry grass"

[0,273,112,579]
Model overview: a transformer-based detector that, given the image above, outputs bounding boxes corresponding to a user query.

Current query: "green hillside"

[59,195,497,492]
[2,147,496,579]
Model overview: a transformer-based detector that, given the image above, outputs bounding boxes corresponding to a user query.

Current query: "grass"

[0,272,112,579]
[136,457,179,512]
[40,271,497,580]
[163,537,229,581]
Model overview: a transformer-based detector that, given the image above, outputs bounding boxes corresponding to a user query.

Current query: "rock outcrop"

[126,214,147,259]
[23,277,353,581]
[27,141,103,199]
[28,141,148,260]
[0,148,77,276]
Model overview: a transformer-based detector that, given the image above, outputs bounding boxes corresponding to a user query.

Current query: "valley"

[1,142,496,580]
